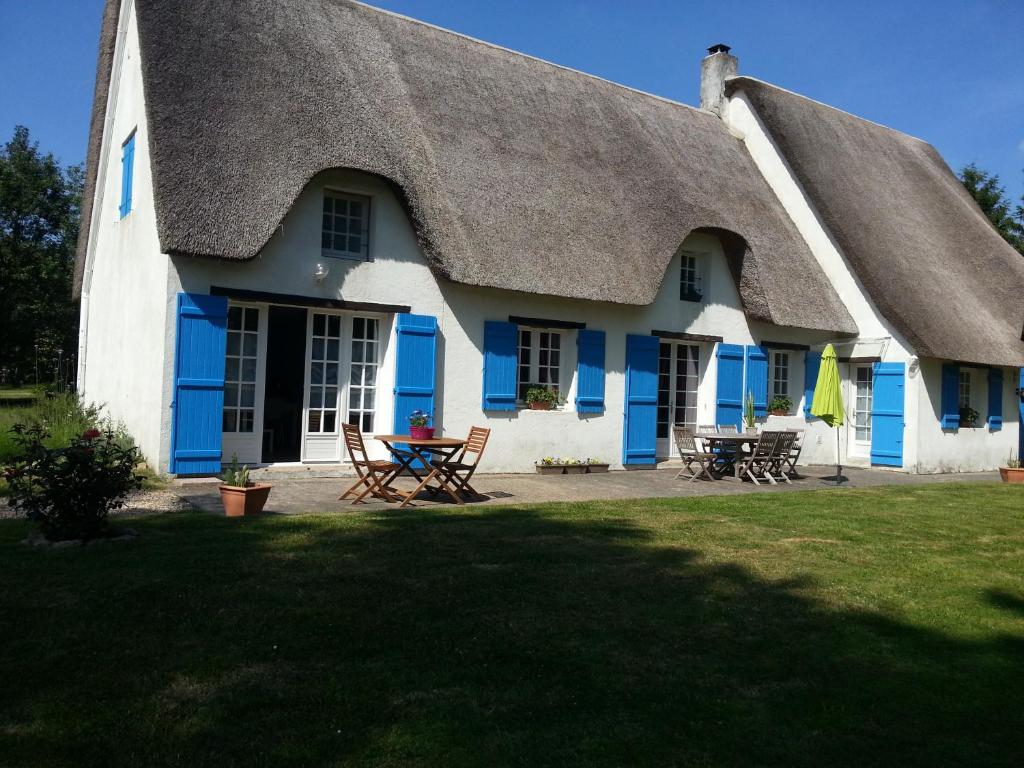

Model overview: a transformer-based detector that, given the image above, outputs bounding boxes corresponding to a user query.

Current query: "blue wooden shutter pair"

[870,362,905,467]
[119,133,135,219]
[392,314,438,430]
[715,344,745,430]
[482,321,518,411]
[576,329,606,414]
[804,351,822,418]
[622,334,659,465]
[988,368,1003,431]
[170,293,228,475]
[744,345,768,417]
[940,363,960,430]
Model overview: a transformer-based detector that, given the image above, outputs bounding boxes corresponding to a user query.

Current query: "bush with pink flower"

[3,425,141,541]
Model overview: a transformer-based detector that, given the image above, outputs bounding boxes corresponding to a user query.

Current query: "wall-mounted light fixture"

[313,263,330,284]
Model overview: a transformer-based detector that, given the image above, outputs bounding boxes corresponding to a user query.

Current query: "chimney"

[700,43,738,116]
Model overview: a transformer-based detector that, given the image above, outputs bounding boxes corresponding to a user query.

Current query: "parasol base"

[821,465,847,486]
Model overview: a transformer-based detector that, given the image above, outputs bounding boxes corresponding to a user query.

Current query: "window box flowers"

[535,457,610,475]
[768,395,792,416]
[525,387,562,411]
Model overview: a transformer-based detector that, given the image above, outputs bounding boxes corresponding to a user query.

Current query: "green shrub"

[3,425,142,541]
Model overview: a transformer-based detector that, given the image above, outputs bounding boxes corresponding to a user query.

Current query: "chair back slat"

[718,424,739,434]
[461,426,491,466]
[697,424,717,435]
[672,425,698,454]
[773,431,796,458]
[752,430,780,457]
[342,422,368,464]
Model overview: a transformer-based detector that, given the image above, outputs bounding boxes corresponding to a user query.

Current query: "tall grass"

[0,393,115,464]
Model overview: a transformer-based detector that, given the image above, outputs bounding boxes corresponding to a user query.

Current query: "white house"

[74,0,1024,476]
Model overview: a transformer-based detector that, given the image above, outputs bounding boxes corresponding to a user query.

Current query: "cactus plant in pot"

[1000,451,1024,484]
[219,456,272,517]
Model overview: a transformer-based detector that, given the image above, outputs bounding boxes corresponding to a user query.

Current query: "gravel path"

[0,489,194,520]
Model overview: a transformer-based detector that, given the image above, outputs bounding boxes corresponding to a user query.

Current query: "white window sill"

[321,249,368,262]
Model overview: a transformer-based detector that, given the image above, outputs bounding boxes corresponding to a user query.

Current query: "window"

[119,131,136,219]
[854,366,873,442]
[958,370,972,408]
[322,191,370,259]
[347,317,379,433]
[517,329,562,402]
[307,313,342,434]
[680,252,702,301]
[223,306,259,433]
[770,351,790,404]
[657,343,700,438]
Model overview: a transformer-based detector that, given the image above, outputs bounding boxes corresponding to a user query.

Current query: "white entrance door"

[221,303,266,465]
[656,341,701,458]
[301,312,382,462]
[849,364,873,458]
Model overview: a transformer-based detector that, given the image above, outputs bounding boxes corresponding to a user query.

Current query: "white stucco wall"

[77,0,169,468]
[167,165,838,473]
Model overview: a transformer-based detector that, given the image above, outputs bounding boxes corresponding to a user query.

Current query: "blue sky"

[2,0,1022,201]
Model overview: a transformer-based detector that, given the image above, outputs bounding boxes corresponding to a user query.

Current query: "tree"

[0,126,82,386]
[958,163,1024,255]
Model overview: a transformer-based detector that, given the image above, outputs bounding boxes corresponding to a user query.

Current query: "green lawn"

[2,485,1023,767]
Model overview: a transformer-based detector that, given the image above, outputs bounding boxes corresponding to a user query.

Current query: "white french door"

[220,303,266,465]
[656,341,701,458]
[301,312,381,462]
[848,364,873,457]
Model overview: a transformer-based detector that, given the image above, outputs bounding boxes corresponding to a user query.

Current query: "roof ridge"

[346,0,710,117]
[726,75,930,146]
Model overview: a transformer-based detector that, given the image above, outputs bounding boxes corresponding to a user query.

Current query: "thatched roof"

[729,77,1024,367]
[74,0,856,334]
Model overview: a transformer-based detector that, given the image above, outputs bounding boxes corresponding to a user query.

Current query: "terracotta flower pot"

[999,467,1024,484]
[219,483,272,517]
[409,426,435,440]
[528,401,553,411]
[769,409,789,416]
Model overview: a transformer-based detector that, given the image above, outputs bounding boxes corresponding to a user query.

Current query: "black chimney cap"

[707,43,732,55]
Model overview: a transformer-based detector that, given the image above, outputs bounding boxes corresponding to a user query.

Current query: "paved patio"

[175,465,1002,516]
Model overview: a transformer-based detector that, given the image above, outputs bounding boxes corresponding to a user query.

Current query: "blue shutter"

[871,362,905,467]
[940,363,960,430]
[744,345,768,417]
[575,329,605,414]
[804,351,821,418]
[119,133,135,219]
[987,367,1003,431]
[482,321,517,411]
[715,344,745,430]
[393,314,438,430]
[622,334,659,465]
[170,293,228,475]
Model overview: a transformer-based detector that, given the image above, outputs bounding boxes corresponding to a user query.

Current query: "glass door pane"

[854,366,873,443]
[307,313,341,434]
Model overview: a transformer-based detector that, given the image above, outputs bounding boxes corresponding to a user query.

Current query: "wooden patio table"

[700,433,757,480]
[373,434,468,508]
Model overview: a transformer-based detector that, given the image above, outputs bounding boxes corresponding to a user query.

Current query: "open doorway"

[262,306,307,462]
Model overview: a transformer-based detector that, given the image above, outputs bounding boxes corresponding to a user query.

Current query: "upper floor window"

[517,329,562,403]
[119,131,136,219]
[771,351,790,398]
[680,251,702,302]
[958,370,972,409]
[322,191,370,260]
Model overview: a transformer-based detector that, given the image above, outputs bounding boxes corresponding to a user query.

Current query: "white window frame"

[516,328,565,406]
[958,370,972,409]
[657,341,700,442]
[321,189,371,261]
[770,350,791,408]
[223,305,261,434]
[680,251,703,302]
[853,365,873,445]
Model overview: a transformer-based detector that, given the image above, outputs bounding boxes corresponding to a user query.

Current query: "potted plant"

[744,391,758,434]
[536,456,565,475]
[219,455,271,517]
[768,395,792,416]
[1000,451,1024,484]
[407,410,435,440]
[959,406,979,428]
[584,458,610,473]
[535,457,610,474]
[525,387,562,411]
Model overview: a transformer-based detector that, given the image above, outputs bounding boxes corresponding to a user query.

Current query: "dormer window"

[322,190,370,260]
[680,251,702,302]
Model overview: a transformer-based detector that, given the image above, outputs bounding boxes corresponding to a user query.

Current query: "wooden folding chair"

[431,426,490,499]
[717,424,739,435]
[737,431,781,486]
[697,424,718,435]
[765,431,797,484]
[784,429,805,477]
[339,423,401,504]
[673,426,717,481]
